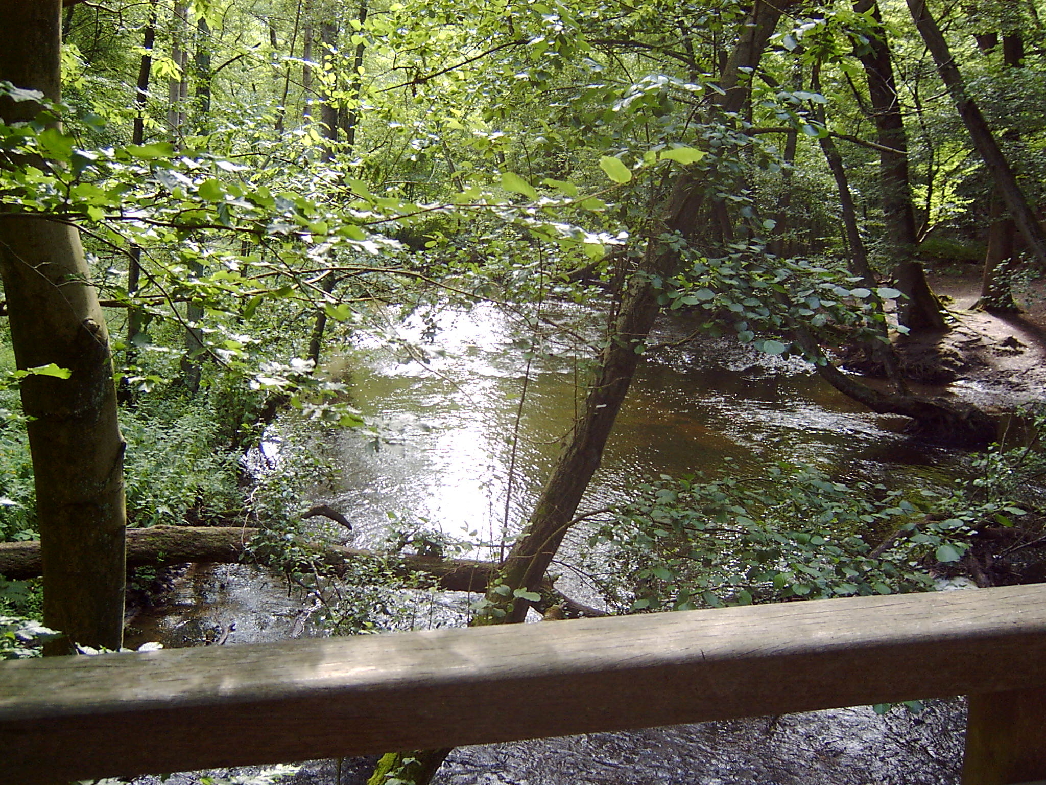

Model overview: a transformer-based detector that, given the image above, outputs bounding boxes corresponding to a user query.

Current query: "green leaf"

[582,241,606,261]
[324,304,353,322]
[512,589,542,602]
[37,127,74,159]
[660,147,706,166]
[198,178,225,202]
[242,295,264,320]
[4,85,44,103]
[580,197,608,211]
[501,172,537,199]
[935,543,964,563]
[22,363,72,380]
[849,287,871,298]
[125,142,175,159]
[875,287,902,299]
[598,155,632,183]
[761,339,787,355]
[541,177,578,197]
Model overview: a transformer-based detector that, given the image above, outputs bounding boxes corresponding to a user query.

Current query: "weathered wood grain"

[2,585,1046,785]
[963,686,1046,785]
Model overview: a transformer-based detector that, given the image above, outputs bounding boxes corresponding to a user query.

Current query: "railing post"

[962,687,1046,785]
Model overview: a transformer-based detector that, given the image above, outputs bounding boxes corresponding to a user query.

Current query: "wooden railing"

[2,584,1046,785]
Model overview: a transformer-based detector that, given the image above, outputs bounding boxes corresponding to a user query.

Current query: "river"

[127,301,968,785]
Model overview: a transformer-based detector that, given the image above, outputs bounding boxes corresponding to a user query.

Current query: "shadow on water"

[129,303,969,785]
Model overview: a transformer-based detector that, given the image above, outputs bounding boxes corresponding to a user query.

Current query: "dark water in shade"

[128,303,967,785]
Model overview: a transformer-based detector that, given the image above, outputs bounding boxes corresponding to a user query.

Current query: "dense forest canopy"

[4,0,1046,778]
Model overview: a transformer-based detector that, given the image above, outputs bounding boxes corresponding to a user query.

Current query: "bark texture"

[0,526,491,591]
[855,0,946,332]
[0,0,126,653]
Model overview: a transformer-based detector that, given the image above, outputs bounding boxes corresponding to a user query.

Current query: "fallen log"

[0,526,494,593]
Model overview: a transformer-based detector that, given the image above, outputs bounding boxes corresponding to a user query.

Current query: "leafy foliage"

[582,463,982,612]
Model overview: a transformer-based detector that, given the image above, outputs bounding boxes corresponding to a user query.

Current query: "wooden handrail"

[3,585,1046,785]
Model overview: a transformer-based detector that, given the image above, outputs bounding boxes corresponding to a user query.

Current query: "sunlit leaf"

[659,147,705,165]
[599,155,632,183]
[501,171,537,199]
[198,178,225,202]
[125,142,175,159]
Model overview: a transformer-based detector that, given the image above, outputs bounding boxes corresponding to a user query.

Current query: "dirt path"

[897,271,1046,411]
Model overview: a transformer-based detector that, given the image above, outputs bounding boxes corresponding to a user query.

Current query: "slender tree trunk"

[811,64,908,394]
[307,272,337,368]
[0,0,126,654]
[194,17,212,129]
[855,0,946,332]
[168,1,189,134]
[275,0,304,134]
[319,21,339,161]
[907,0,1046,269]
[343,0,368,154]
[364,4,795,783]
[302,6,314,122]
[122,0,158,399]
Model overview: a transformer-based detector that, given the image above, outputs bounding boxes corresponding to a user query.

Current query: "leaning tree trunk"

[907,0,1046,270]
[855,0,946,332]
[0,0,126,654]
[365,4,795,783]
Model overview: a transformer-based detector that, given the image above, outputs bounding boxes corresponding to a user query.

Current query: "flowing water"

[128,302,968,785]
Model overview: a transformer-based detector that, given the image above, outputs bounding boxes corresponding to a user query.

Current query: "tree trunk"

[976,23,1023,313]
[0,526,495,592]
[364,4,795,782]
[167,1,189,134]
[810,63,908,394]
[855,0,946,331]
[302,9,314,122]
[0,0,126,654]
[123,0,158,395]
[319,21,339,160]
[980,192,1021,312]
[343,0,369,154]
[907,0,1046,270]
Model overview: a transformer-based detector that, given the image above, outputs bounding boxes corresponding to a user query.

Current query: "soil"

[891,269,1046,412]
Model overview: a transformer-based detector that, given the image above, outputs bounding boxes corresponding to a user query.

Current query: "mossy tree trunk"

[0,0,126,654]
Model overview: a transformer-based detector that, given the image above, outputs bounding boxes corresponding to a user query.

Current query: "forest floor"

[895,266,1046,413]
